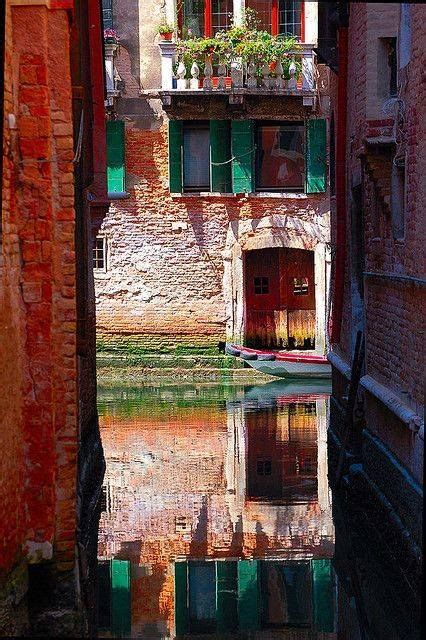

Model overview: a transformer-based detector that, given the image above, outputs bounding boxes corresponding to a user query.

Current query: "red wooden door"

[281,248,316,349]
[245,248,285,348]
[244,248,316,349]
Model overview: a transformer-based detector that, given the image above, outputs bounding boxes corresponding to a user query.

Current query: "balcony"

[151,41,316,107]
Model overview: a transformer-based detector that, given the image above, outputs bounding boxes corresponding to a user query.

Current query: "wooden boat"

[226,344,331,379]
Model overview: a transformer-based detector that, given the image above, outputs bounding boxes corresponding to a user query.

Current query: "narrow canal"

[95,380,362,639]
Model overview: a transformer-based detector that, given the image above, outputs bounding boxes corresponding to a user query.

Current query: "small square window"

[254,276,269,294]
[93,236,106,270]
[257,460,272,475]
[293,277,309,295]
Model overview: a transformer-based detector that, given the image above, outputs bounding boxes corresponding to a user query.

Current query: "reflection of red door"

[244,248,316,349]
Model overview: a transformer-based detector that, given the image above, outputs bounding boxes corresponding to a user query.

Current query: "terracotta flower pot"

[161,32,173,41]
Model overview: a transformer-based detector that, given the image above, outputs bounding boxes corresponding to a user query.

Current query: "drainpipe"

[330,24,349,344]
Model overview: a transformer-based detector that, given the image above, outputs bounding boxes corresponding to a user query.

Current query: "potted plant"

[157,22,175,41]
[104,28,120,44]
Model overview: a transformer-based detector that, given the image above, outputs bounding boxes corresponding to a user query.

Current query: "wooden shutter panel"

[237,559,260,631]
[306,119,327,193]
[312,559,334,632]
[210,120,232,192]
[216,561,238,633]
[110,559,131,637]
[107,120,125,194]
[169,120,183,193]
[175,561,189,635]
[98,561,111,630]
[232,120,255,194]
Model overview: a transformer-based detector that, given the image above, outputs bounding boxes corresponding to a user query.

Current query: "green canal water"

[96,379,364,639]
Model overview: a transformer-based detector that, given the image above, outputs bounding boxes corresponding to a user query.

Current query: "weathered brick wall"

[331,2,424,486]
[96,125,330,352]
[96,0,331,354]
[0,1,26,609]
[0,2,80,633]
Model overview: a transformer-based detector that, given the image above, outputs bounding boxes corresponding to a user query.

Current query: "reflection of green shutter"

[175,561,189,635]
[210,120,232,192]
[232,120,254,194]
[216,560,238,633]
[306,119,327,193]
[237,560,259,630]
[169,120,183,193]
[107,120,125,194]
[312,559,334,632]
[98,560,111,630]
[111,559,131,637]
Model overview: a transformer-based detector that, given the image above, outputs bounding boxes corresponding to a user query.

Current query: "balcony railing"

[158,42,316,95]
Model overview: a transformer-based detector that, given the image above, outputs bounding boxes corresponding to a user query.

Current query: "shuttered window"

[232,120,255,194]
[175,561,189,635]
[312,559,334,632]
[168,119,327,195]
[237,559,260,630]
[106,120,126,195]
[306,118,327,193]
[110,559,131,637]
[216,561,238,633]
[169,120,184,193]
[169,120,232,194]
[210,120,232,192]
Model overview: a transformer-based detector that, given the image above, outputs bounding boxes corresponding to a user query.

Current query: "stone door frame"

[223,215,330,353]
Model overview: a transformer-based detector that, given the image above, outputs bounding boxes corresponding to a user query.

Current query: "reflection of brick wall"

[98,408,334,636]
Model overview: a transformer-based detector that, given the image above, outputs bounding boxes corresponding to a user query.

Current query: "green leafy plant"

[157,22,175,35]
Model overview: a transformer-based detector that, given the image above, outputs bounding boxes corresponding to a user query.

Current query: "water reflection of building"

[97,383,335,638]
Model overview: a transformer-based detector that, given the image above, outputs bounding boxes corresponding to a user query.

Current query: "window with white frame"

[93,236,107,270]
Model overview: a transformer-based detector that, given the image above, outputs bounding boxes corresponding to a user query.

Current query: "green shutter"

[169,120,183,193]
[97,561,111,630]
[312,559,334,632]
[175,561,189,635]
[216,561,238,633]
[306,118,327,193]
[106,120,125,194]
[237,559,260,631]
[232,120,254,194]
[110,559,131,637]
[210,120,232,193]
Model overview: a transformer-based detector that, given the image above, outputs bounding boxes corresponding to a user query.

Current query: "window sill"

[171,192,239,198]
[108,191,130,200]
[94,270,111,280]
[170,192,314,199]
[249,192,309,199]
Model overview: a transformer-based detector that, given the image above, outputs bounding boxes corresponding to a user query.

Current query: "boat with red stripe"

[226,343,331,379]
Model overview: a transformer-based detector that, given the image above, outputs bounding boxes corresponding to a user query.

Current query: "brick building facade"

[0,0,107,635]
[95,1,332,359]
[318,3,424,638]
